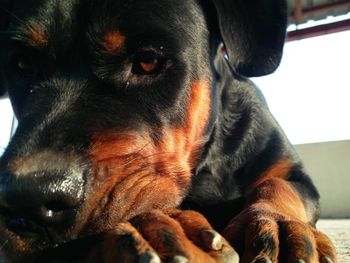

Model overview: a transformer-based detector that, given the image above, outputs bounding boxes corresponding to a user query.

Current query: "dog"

[0,0,337,262]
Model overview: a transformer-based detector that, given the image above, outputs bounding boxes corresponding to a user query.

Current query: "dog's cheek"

[75,133,187,233]
[182,79,211,165]
[159,79,211,166]
[76,80,211,233]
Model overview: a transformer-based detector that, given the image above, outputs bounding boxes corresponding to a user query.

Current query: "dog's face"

[0,0,213,259]
[0,0,287,260]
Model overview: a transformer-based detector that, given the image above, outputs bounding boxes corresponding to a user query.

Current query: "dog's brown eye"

[17,59,34,74]
[140,59,158,73]
[11,56,35,75]
[133,52,164,75]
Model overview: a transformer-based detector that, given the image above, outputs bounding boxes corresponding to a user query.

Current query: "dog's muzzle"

[0,166,84,238]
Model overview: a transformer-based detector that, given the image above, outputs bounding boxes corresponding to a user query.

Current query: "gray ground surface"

[318,219,350,262]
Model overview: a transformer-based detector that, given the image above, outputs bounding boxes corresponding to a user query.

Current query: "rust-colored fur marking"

[28,24,48,47]
[82,80,211,233]
[253,158,293,188]
[247,159,307,221]
[248,178,308,222]
[103,30,126,55]
[160,80,211,167]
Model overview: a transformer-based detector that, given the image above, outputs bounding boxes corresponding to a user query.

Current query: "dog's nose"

[0,170,84,227]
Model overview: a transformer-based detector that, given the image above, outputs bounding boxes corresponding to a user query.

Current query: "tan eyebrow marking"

[28,23,48,47]
[103,30,126,55]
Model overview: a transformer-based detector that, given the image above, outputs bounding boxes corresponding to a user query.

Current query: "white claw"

[138,251,161,263]
[201,229,224,250]
[170,255,189,263]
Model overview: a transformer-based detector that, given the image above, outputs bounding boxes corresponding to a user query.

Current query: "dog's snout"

[0,168,84,228]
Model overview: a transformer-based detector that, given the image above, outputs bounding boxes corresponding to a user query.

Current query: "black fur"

[0,0,321,261]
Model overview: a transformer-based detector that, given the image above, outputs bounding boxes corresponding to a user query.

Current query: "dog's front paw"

[130,209,238,263]
[92,221,160,263]
[97,210,238,263]
[40,210,238,262]
[222,205,337,263]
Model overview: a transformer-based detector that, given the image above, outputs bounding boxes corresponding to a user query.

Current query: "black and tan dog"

[0,0,337,262]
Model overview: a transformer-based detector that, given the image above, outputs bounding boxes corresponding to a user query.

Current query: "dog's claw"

[252,258,272,263]
[169,255,189,263]
[138,252,161,263]
[321,256,334,263]
[200,229,224,251]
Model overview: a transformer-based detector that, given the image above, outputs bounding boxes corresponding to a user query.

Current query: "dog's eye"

[16,58,34,74]
[9,55,36,75]
[132,52,165,75]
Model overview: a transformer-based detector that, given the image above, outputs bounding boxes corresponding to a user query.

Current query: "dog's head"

[0,0,286,260]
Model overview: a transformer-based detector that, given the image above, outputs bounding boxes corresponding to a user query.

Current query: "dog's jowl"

[0,0,337,262]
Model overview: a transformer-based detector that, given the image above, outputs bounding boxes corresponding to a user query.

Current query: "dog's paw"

[43,210,238,262]
[98,210,238,263]
[93,222,160,263]
[131,210,238,263]
[222,206,337,263]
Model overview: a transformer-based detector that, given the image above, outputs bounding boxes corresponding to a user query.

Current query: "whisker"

[0,239,8,250]
[0,6,25,25]
[106,150,181,172]
[93,140,178,168]
[92,138,195,180]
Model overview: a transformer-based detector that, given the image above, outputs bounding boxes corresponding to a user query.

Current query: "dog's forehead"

[14,0,205,49]
[11,0,80,48]
[90,0,204,26]
[88,0,206,45]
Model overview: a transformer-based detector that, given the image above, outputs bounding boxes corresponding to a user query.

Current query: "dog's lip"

[0,205,44,239]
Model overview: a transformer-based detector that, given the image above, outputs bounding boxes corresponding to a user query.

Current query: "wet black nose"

[0,170,84,228]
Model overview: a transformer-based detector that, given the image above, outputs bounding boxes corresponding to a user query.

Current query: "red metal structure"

[287,0,350,41]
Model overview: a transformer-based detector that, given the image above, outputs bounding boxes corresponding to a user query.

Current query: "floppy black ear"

[211,0,287,77]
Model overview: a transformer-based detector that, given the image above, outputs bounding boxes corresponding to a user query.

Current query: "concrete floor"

[318,219,350,262]
[296,141,350,219]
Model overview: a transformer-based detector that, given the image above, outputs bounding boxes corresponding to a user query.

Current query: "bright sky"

[1,30,350,152]
[0,99,13,155]
[254,30,350,145]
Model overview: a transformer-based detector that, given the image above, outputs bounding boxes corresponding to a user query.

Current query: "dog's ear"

[211,0,287,77]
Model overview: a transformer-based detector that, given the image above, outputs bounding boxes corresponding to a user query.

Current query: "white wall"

[295,140,350,218]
